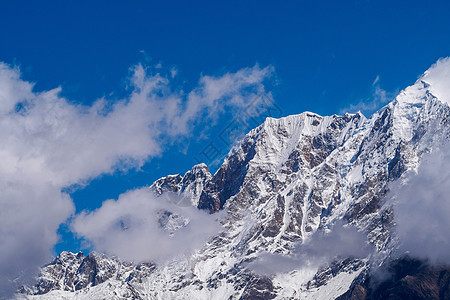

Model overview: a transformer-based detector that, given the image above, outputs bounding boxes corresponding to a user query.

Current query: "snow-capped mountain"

[17,59,450,299]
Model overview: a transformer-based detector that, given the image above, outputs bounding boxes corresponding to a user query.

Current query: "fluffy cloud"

[248,221,372,276]
[72,189,224,263]
[0,62,272,296]
[392,143,450,265]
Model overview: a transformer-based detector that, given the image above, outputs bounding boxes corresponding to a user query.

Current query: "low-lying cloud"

[392,143,450,265]
[72,190,224,263]
[248,221,372,276]
[0,61,273,296]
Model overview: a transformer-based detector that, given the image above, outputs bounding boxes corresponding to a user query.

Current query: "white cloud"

[169,64,274,136]
[372,75,380,86]
[0,61,272,296]
[170,67,178,78]
[392,143,450,265]
[248,221,372,276]
[72,189,224,263]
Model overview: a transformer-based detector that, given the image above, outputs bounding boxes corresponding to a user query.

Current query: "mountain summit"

[18,59,450,299]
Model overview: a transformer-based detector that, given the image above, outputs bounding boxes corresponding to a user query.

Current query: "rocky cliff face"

[19,251,155,298]
[337,257,450,300]
[150,163,212,207]
[18,63,450,299]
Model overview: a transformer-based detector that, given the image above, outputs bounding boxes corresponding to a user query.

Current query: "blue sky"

[1,0,450,256]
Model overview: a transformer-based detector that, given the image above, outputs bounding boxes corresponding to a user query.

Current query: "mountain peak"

[20,59,450,299]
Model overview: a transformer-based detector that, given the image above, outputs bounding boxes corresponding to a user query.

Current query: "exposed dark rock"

[240,276,276,300]
[198,136,257,213]
[338,257,450,300]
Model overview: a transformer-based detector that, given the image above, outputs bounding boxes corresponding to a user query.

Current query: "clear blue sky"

[1,0,449,254]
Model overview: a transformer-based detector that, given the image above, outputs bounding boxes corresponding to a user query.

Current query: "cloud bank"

[392,143,450,265]
[0,62,272,296]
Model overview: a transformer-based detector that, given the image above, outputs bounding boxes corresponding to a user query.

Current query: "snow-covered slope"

[18,60,450,299]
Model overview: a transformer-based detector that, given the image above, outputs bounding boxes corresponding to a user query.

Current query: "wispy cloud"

[340,75,397,116]
[248,221,372,276]
[0,61,273,296]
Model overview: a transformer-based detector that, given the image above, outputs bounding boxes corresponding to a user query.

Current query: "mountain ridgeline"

[19,60,450,299]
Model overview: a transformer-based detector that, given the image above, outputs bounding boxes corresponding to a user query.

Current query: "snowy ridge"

[18,61,450,299]
[150,163,211,207]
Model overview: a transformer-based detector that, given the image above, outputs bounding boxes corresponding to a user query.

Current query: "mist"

[391,143,450,265]
[72,189,225,264]
[248,221,372,276]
